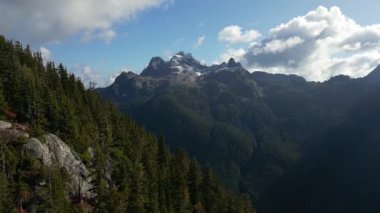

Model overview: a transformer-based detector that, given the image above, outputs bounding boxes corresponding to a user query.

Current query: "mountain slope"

[98,52,380,212]
[263,84,380,212]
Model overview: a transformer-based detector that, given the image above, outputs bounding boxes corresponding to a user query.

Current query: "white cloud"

[70,65,129,87]
[218,25,261,44]
[81,66,101,86]
[108,74,119,85]
[163,50,174,59]
[215,48,246,64]
[0,0,170,44]
[243,6,380,81]
[82,30,117,43]
[97,30,117,44]
[71,65,101,87]
[107,71,124,86]
[39,47,51,63]
[195,35,205,48]
[263,36,304,54]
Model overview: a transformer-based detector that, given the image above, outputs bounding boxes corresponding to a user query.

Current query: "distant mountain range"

[98,52,380,212]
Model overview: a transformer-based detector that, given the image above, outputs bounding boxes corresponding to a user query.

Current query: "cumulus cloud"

[0,0,169,44]
[82,29,117,43]
[71,65,101,87]
[70,65,128,87]
[39,47,51,63]
[214,48,246,64]
[262,36,304,54]
[107,71,124,86]
[97,30,117,44]
[195,35,205,48]
[218,25,261,44]
[243,6,380,81]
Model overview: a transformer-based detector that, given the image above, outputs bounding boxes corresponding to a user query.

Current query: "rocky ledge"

[0,120,92,197]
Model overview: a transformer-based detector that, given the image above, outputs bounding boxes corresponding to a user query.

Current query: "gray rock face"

[0,120,12,130]
[24,134,93,197]
[24,138,52,165]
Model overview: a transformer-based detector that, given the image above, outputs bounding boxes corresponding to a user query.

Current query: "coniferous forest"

[0,36,254,212]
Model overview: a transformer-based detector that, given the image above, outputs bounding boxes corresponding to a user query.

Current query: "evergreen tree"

[171,150,191,212]
[127,161,145,213]
[0,80,7,119]
[188,158,202,211]
[0,171,11,212]
[157,137,172,213]
[201,165,219,212]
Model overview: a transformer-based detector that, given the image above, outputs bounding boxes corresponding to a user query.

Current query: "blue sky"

[1,0,380,85]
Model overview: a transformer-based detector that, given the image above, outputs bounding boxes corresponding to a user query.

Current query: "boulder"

[24,138,53,165]
[24,134,93,197]
[0,120,11,130]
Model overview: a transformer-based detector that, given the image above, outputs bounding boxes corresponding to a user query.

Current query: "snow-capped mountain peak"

[168,51,205,73]
[141,52,245,77]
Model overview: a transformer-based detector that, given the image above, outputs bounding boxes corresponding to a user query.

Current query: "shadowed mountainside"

[98,52,380,212]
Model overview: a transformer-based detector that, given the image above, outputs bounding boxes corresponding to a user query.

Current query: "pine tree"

[157,137,172,212]
[201,165,218,213]
[188,158,202,211]
[239,194,254,213]
[0,80,7,119]
[49,166,71,213]
[171,149,191,212]
[142,139,159,212]
[127,161,145,213]
[92,143,111,213]
[0,171,12,212]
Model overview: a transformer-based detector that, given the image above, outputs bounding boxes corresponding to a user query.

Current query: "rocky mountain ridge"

[139,51,243,78]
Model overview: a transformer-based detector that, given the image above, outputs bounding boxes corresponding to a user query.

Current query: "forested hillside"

[0,36,254,212]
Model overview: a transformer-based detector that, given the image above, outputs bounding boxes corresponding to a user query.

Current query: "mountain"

[141,51,208,77]
[98,52,380,212]
[0,36,254,212]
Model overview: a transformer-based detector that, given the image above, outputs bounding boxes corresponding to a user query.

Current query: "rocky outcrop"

[0,120,93,197]
[0,121,29,139]
[24,138,52,165]
[0,120,11,130]
[24,134,93,197]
